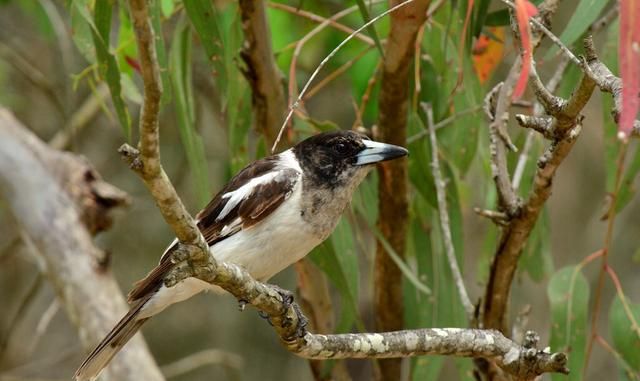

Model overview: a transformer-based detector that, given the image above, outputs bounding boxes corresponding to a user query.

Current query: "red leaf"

[512,0,537,100]
[125,55,141,74]
[619,0,640,137]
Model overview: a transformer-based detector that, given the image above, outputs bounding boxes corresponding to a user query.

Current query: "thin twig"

[161,349,243,378]
[423,103,474,318]
[268,2,376,46]
[584,142,629,375]
[407,106,482,144]
[498,0,580,65]
[271,0,416,153]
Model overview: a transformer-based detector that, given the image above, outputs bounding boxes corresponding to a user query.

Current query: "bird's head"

[292,130,408,189]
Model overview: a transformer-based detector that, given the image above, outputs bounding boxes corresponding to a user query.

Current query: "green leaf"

[405,213,446,380]
[309,219,363,333]
[544,0,610,60]
[547,266,590,381]
[609,294,640,373]
[160,0,175,17]
[183,0,227,91]
[520,208,554,282]
[407,113,437,208]
[70,2,95,62]
[170,20,210,205]
[473,0,492,37]
[371,226,431,296]
[354,0,385,57]
[150,0,172,105]
[484,9,510,27]
[72,0,132,139]
[617,146,640,212]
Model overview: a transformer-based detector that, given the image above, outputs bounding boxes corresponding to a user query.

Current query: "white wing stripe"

[216,172,279,221]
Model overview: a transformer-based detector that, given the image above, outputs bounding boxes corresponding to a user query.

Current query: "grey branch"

[0,109,163,381]
[423,103,474,318]
[582,36,640,135]
[483,7,596,337]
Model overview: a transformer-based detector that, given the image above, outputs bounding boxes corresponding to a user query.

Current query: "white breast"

[139,175,320,318]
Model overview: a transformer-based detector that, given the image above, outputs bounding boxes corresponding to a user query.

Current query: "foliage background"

[0,0,639,380]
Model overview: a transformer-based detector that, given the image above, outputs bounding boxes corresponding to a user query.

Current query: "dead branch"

[0,109,161,381]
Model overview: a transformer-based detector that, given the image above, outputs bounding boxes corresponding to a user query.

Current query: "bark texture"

[373,1,430,379]
[239,0,287,144]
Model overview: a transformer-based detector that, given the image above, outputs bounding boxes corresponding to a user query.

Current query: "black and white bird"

[74,130,408,381]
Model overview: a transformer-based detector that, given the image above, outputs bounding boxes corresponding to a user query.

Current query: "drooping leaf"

[484,9,510,26]
[472,0,492,37]
[309,218,364,333]
[183,0,227,92]
[609,294,640,373]
[520,208,553,282]
[354,0,384,56]
[70,0,96,62]
[149,0,172,104]
[92,0,132,140]
[547,266,590,381]
[618,0,640,136]
[170,20,210,205]
[512,0,538,100]
[407,113,437,208]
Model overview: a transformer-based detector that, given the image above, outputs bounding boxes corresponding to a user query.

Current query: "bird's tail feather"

[74,295,152,381]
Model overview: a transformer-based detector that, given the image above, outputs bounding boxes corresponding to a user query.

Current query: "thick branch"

[0,109,163,381]
[239,0,287,143]
[483,48,595,337]
[373,1,429,379]
[160,240,568,381]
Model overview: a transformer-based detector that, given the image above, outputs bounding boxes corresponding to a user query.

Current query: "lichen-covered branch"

[373,1,429,379]
[239,0,287,143]
[160,242,568,380]
[0,109,162,381]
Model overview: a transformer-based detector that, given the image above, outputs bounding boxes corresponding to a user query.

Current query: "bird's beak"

[355,139,409,166]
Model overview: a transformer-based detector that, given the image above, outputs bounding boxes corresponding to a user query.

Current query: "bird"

[74,130,408,381]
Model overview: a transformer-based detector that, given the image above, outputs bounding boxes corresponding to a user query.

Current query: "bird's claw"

[256,286,308,337]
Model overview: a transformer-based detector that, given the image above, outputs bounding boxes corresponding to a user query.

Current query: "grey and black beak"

[355,139,409,165]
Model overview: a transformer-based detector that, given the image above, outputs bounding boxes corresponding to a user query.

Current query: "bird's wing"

[127,157,300,302]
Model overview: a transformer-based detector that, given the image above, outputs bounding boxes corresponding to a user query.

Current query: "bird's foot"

[256,286,308,338]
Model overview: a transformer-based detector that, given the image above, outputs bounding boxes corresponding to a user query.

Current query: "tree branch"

[423,103,474,318]
[373,1,429,379]
[0,109,162,381]
[239,0,287,144]
[483,37,595,339]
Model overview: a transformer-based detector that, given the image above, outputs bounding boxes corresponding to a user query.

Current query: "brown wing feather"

[126,157,299,303]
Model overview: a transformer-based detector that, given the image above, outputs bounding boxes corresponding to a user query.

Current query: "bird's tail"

[73,295,151,381]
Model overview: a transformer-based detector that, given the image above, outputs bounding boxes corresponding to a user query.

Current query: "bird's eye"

[334,142,349,155]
